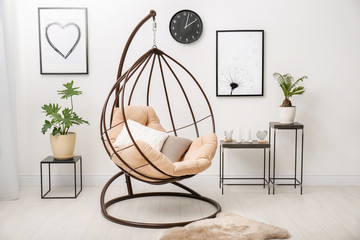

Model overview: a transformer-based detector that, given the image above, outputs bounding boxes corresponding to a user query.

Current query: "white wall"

[8,0,360,185]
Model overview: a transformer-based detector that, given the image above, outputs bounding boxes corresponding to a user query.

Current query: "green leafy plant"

[273,72,308,107]
[41,81,89,136]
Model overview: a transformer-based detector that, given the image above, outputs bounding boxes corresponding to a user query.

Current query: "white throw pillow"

[113,120,169,151]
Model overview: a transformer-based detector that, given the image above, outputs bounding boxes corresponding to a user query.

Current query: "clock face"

[169,10,203,44]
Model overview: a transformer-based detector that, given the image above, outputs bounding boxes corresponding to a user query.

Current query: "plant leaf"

[41,103,61,117]
[70,111,90,126]
[41,120,52,134]
[62,108,73,129]
[52,127,60,136]
[57,81,82,99]
[290,76,308,90]
[290,86,305,96]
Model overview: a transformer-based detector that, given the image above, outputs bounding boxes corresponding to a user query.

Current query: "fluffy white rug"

[160,212,290,240]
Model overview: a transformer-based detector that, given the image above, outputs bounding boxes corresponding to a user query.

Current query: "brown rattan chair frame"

[100,10,221,228]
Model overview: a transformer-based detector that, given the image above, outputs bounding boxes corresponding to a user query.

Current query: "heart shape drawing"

[256,130,268,140]
[45,22,81,59]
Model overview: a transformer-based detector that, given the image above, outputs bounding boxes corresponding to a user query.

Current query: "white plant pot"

[49,132,76,160]
[279,107,296,124]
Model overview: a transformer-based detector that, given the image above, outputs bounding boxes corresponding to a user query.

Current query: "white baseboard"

[19,173,360,186]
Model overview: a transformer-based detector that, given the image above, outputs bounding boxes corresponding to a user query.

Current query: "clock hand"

[185,13,190,29]
[185,19,197,29]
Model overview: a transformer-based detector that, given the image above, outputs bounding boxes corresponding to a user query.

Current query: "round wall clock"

[169,10,203,44]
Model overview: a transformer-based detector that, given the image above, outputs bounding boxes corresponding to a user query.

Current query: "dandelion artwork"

[216,30,264,96]
[218,60,253,95]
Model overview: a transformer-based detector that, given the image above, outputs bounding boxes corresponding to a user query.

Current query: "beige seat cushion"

[109,106,217,181]
[174,133,217,176]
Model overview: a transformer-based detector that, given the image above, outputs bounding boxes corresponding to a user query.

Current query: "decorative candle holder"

[233,128,241,142]
[224,130,233,142]
[256,130,268,143]
[242,128,251,142]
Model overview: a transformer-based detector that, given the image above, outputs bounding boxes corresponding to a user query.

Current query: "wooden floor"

[1,184,360,240]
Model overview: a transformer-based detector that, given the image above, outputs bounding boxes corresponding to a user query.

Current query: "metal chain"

[152,20,157,48]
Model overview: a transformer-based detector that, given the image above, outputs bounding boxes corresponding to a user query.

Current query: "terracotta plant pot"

[279,106,296,124]
[49,132,76,160]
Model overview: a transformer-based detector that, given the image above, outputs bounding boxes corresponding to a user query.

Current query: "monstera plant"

[273,72,308,123]
[41,81,89,159]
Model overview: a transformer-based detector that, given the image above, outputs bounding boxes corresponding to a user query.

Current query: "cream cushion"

[114,119,169,151]
[109,106,166,144]
[109,106,217,181]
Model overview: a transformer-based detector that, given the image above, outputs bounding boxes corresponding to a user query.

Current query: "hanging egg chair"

[100,10,221,228]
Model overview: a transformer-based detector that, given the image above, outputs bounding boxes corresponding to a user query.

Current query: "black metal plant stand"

[269,122,304,194]
[40,155,82,199]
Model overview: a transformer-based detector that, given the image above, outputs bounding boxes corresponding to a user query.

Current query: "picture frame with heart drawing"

[38,8,88,74]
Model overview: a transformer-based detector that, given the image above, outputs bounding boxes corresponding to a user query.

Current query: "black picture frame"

[216,30,264,96]
[38,7,88,74]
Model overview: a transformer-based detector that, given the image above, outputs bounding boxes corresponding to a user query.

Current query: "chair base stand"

[100,171,221,229]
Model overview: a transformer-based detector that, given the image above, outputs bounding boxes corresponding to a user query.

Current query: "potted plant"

[41,81,89,160]
[273,72,308,123]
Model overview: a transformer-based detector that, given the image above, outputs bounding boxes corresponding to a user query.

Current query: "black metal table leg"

[273,129,277,194]
[301,128,304,194]
[263,148,266,188]
[294,129,298,188]
[48,163,51,192]
[74,162,77,197]
[80,156,83,195]
[40,162,51,198]
[219,145,222,189]
[40,163,43,197]
[268,125,271,195]
[221,145,224,195]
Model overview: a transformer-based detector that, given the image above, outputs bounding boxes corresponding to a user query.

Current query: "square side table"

[219,140,271,194]
[269,122,304,194]
[40,155,82,199]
